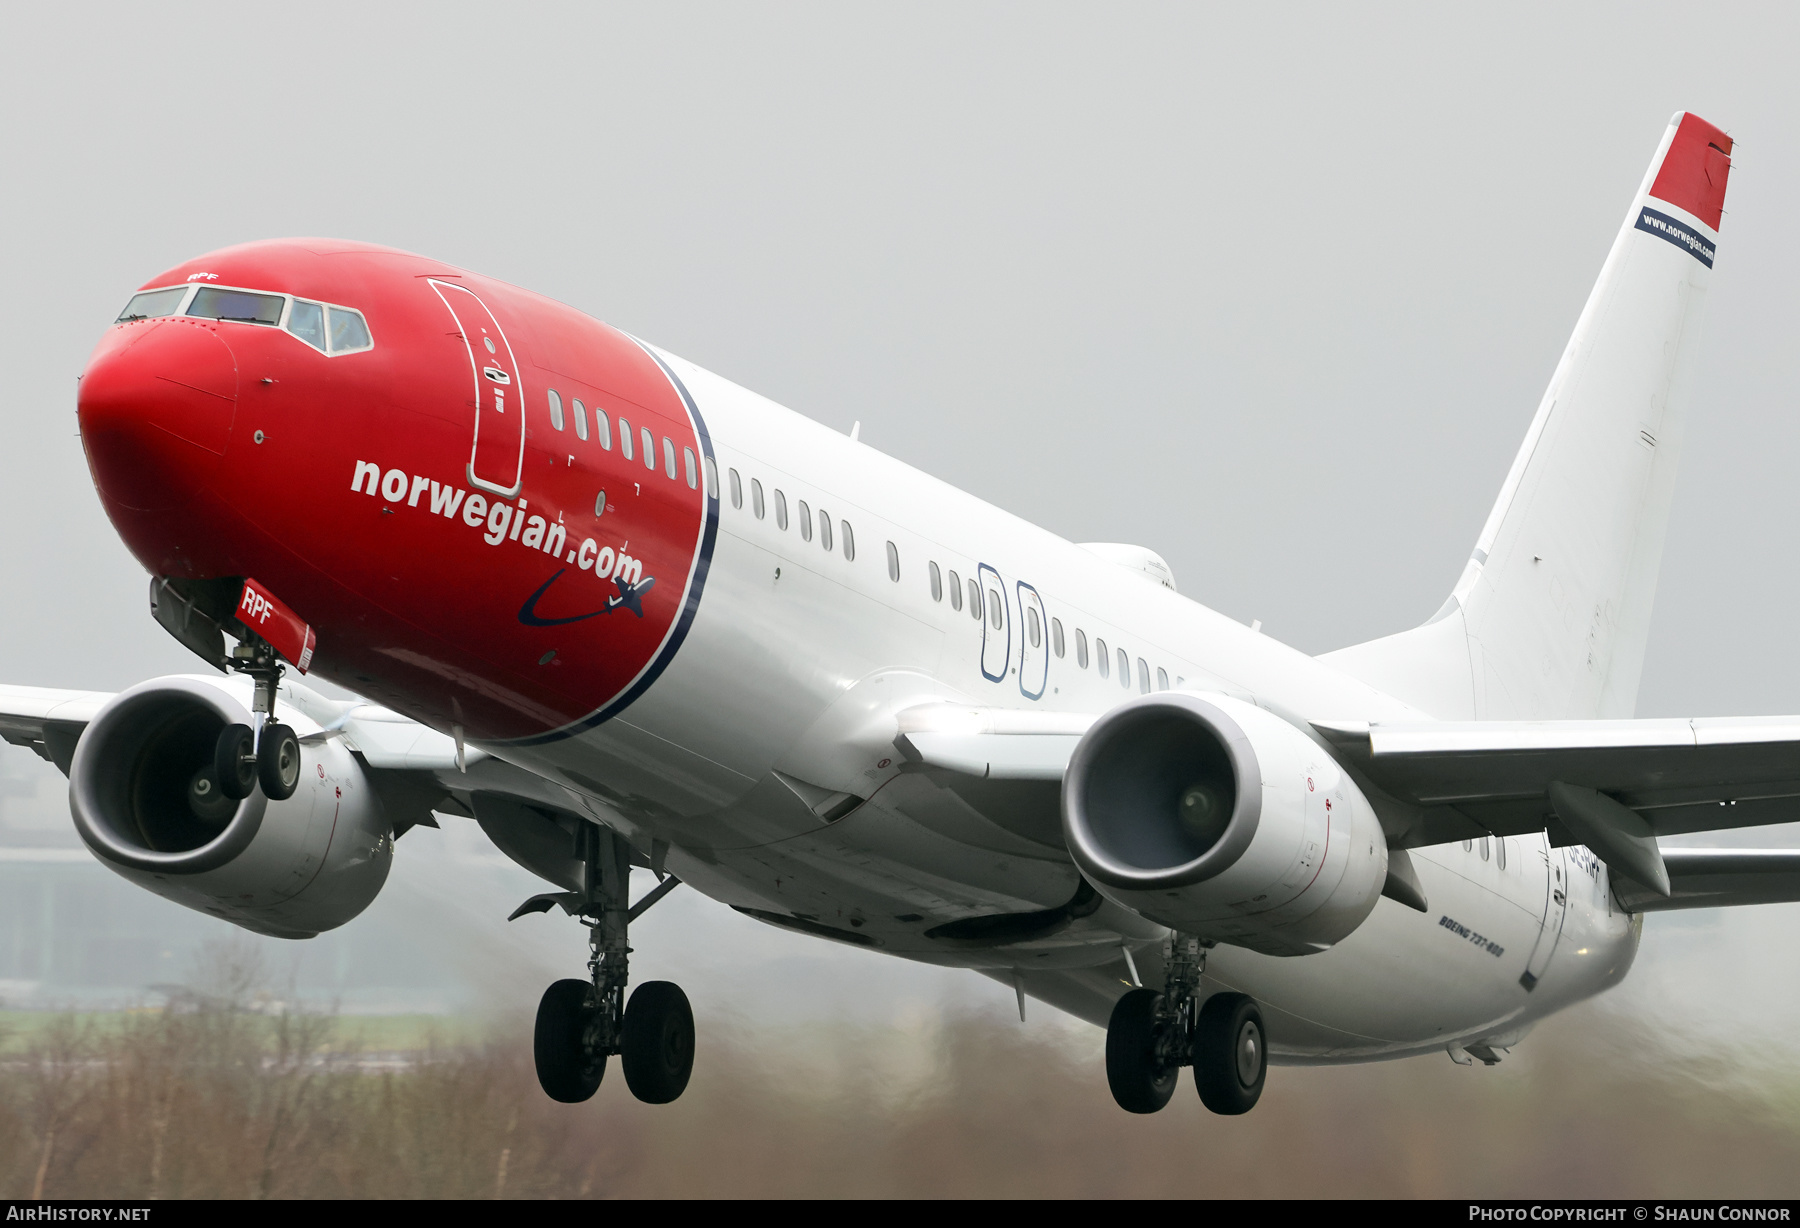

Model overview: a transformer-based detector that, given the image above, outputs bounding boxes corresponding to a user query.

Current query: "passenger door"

[429,280,525,497]
[977,564,1010,684]
[1016,581,1047,700]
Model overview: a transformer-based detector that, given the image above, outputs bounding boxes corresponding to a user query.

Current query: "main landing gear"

[514,825,693,1105]
[1105,935,1268,1116]
[207,632,302,807]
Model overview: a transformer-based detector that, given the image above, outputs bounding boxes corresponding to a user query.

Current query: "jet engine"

[1063,692,1386,956]
[69,676,392,939]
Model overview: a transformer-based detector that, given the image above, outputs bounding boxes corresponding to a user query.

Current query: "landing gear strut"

[212,631,300,802]
[522,826,693,1104]
[1105,934,1267,1116]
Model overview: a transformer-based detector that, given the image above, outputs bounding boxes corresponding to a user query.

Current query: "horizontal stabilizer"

[1614,849,1800,912]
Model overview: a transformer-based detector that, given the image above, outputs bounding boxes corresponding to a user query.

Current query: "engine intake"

[1064,692,1387,956]
[70,676,392,938]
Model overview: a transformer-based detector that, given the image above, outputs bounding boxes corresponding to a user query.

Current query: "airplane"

[2,109,1790,1116]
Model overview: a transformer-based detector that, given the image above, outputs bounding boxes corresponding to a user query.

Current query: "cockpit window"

[327,306,373,354]
[116,287,188,322]
[286,299,326,350]
[127,280,374,356]
[188,286,284,326]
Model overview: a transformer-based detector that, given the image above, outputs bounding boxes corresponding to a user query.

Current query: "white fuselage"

[474,346,1640,1063]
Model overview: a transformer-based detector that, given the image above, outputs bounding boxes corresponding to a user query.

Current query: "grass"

[4,996,1800,1198]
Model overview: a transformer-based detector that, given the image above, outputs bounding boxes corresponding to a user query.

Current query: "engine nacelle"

[1063,692,1387,956]
[69,676,392,939]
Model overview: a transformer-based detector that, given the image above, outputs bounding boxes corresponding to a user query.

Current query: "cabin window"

[596,408,612,449]
[703,456,718,500]
[1117,648,1130,687]
[798,500,813,541]
[820,510,834,552]
[1051,618,1064,658]
[1480,837,1491,862]
[751,479,765,519]
[642,427,656,470]
[547,389,565,432]
[987,589,1002,629]
[1156,667,1169,691]
[1075,628,1088,668]
[572,398,589,441]
[843,521,855,561]
[1096,639,1110,678]
[619,419,634,460]
[728,468,742,510]
[1137,658,1150,693]
[886,540,899,581]
[684,447,698,489]
[1462,839,1473,851]
[929,560,942,601]
[948,569,963,611]
[1027,606,1041,648]
[969,580,983,621]
[663,436,677,479]
[774,489,788,530]
[1497,839,1508,870]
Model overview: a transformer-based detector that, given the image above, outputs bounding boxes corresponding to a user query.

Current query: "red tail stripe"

[1648,113,1732,231]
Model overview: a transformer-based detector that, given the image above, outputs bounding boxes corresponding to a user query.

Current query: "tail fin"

[1323,112,1733,720]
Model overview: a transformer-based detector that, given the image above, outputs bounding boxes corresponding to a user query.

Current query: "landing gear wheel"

[1194,992,1266,1115]
[534,979,605,1103]
[214,724,257,800]
[621,981,694,1104]
[257,723,301,801]
[1105,987,1179,1114]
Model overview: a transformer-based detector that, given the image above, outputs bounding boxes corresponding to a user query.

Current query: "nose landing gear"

[1104,935,1268,1116]
[514,826,693,1105]
[213,632,301,802]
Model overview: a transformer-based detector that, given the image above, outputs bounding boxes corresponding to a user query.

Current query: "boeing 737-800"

[3,110,1788,1115]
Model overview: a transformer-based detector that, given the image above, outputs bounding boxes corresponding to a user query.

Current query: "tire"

[534,979,605,1103]
[1194,992,1267,1115]
[621,981,694,1104]
[257,723,302,801]
[1105,987,1179,1114]
[214,724,258,800]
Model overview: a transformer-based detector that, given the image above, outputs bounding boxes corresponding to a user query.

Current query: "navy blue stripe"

[1636,205,1716,268]
[507,345,720,746]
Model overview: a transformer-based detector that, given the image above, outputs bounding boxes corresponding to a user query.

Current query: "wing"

[1315,717,1800,845]
[1316,716,1800,898]
[0,684,112,773]
[898,703,1800,909]
[0,676,625,895]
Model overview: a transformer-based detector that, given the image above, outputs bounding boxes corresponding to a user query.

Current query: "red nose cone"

[79,319,238,512]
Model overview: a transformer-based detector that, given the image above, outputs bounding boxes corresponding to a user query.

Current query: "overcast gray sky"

[5,0,1800,1092]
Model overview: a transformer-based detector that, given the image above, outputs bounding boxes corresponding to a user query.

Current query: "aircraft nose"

[78,319,238,512]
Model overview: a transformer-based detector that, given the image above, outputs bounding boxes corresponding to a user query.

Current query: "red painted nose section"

[79,319,238,511]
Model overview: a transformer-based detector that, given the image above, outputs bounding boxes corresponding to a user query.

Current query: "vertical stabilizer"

[1323,112,1732,720]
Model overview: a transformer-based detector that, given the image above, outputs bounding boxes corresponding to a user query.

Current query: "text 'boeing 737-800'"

[5,110,1786,1116]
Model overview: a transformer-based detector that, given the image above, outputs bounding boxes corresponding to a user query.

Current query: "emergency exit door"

[1519,845,1568,991]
